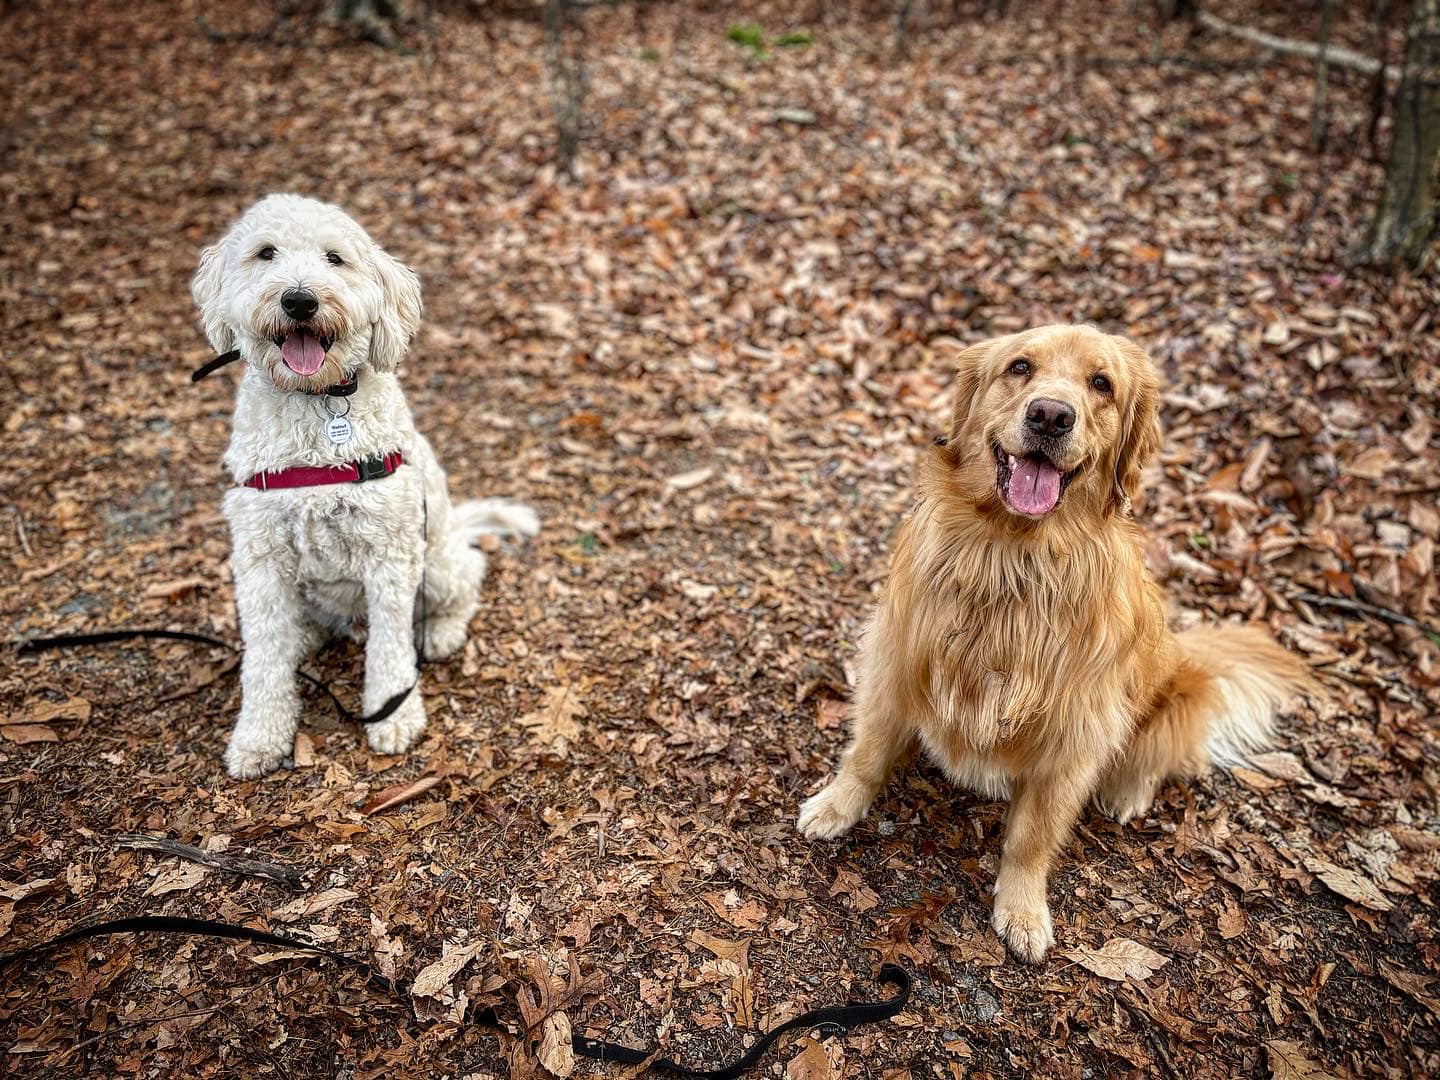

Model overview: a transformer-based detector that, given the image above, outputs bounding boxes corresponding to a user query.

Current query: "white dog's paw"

[421,615,470,660]
[366,697,427,756]
[225,729,293,780]
[456,499,540,541]
[991,896,1055,964]
[798,778,870,840]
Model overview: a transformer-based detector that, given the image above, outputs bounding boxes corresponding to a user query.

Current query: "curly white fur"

[193,194,539,779]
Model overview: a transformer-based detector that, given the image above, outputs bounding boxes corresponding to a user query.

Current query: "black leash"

[16,626,416,728]
[0,916,912,1077]
[191,348,241,382]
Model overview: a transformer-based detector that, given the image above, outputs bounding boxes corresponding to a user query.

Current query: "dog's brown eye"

[1090,373,1112,394]
[327,251,345,267]
[1008,358,1031,376]
[255,246,276,261]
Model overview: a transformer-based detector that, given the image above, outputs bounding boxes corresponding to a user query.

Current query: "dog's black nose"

[1025,398,1076,437]
[281,288,319,322]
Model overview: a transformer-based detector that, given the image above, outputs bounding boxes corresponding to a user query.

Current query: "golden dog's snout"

[1023,397,1076,438]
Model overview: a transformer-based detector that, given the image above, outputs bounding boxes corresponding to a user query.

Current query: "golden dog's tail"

[1099,623,1313,821]
[1178,624,1314,767]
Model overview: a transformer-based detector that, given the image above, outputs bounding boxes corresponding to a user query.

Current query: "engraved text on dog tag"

[325,416,353,445]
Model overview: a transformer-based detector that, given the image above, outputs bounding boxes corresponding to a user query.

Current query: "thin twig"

[1295,592,1440,642]
[117,834,306,889]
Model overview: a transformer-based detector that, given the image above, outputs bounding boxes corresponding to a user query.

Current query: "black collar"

[308,372,358,397]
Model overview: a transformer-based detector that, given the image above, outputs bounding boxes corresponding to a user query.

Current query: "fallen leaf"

[537,1011,576,1078]
[292,731,315,768]
[0,878,57,902]
[787,1036,841,1080]
[144,861,209,897]
[143,576,208,600]
[1303,857,1394,912]
[0,724,59,745]
[815,698,848,730]
[1218,898,1247,940]
[518,683,588,754]
[361,774,441,815]
[1264,1039,1341,1079]
[1063,938,1169,981]
[411,939,485,1000]
[273,887,359,922]
[665,466,714,490]
[29,697,91,724]
[1378,961,1440,1020]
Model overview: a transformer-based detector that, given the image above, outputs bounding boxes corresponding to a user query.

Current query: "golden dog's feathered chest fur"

[885,470,1171,789]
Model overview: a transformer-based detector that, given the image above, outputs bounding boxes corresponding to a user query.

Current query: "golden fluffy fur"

[798,324,1312,962]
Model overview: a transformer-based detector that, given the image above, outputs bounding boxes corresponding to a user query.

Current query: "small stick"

[1294,592,1440,642]
[13,509,33,559]
[117,834,306,890]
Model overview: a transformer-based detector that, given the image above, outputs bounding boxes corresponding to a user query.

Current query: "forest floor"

[1,1,1437,1077]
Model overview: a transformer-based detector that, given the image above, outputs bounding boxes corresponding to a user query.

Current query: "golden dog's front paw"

[797,778,870,840]
[1097,774,1157,824]
[991,898,1055,963]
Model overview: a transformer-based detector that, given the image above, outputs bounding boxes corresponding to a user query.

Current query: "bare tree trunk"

[328,0,405,48]
[1360,0,1440,270]
[1311,0,1337,147]
[545,0,588,177]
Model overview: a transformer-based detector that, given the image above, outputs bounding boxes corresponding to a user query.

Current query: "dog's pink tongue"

[1009,456,1062,515]
[280,331,325,375]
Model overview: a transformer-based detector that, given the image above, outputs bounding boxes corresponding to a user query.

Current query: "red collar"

[243,451,404,491]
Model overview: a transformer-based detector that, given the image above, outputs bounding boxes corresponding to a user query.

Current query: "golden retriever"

[798,324,1312,962]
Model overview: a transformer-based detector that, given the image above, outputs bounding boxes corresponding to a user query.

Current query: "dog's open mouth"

[994,444,1078,518]
[271,326,335,377]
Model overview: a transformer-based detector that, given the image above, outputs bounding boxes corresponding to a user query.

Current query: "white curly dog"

[193,193,538,779]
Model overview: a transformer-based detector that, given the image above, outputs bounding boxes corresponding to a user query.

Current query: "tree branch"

[1197,10,1399,80]
[117,834,306,889]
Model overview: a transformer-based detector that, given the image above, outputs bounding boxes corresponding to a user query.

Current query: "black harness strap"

[0,916,912,1077]
[15,629,415,728]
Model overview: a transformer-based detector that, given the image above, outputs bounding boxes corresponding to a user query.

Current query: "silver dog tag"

[325,416,353,445]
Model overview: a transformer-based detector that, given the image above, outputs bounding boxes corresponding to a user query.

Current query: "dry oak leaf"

[519,683,587,753]
[1063,938,1170,981]
[1264,1039,1342,1079]
[1302,857,1393,912]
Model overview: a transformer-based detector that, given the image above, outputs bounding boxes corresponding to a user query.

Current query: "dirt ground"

[2,2,1438,1077]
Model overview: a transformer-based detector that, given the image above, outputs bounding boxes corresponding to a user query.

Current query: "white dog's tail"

[453,499,541,544]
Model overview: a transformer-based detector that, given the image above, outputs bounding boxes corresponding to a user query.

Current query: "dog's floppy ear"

[943,338,994,444]
[191,243,233,355]
[367,248,423,373]
[1108,337,1162,517]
